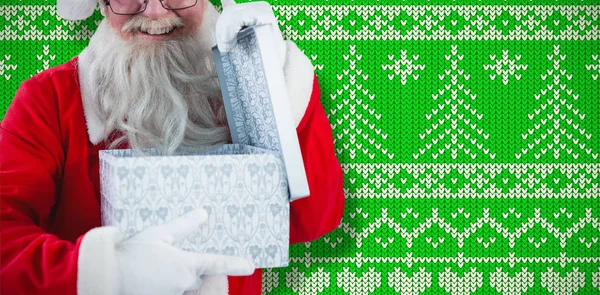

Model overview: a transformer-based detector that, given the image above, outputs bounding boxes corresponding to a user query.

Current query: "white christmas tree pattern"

[336,267,381,295]
[483,49,528,85]
[0,55,17,81]
[388,267,432,294]
[382,50,425,84]
[593,267,600,292]
[330,45,394,161]
[262,268,279,295]
[285,267,330,295]
[438,267,483,295]
[489,267,535,295]
[516,45,598,160]
[414,45,496,160]
[541,268,586,295]
[586,54,599,80]
[321,235,343,248]
[30,44,56,77]
[308,53,325,72]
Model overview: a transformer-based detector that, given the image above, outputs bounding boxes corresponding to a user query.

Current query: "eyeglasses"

[103,0,198,15]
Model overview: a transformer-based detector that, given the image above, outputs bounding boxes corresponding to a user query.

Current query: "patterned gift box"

[100,144,290,268]
[100,25,310,268]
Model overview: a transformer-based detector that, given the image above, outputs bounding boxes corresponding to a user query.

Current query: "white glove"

[118,209,254,295]
[216,0,287,68]
[213,0,315,128]
[77,209,255,295]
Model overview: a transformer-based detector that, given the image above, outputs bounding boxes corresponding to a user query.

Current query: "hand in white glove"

[119,209,254,295]
[216,0,287,67]
[79,209,255,295]
[213,0,316,128]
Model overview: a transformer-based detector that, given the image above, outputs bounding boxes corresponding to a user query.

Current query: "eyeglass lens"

[109,0,198,14]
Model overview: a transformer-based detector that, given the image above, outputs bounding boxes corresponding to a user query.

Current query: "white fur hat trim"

[57,0,98,20]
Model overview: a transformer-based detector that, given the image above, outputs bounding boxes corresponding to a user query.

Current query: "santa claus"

[0,0,345,294]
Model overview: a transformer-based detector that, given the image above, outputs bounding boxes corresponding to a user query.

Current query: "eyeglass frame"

[102,0,199,16]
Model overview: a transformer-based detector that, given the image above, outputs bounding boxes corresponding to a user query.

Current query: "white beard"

[80,7,230,155]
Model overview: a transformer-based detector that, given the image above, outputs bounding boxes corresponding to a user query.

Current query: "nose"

[142,0,173,19]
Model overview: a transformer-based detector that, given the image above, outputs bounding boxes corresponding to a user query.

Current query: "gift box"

[100,144,290,268]
[99,25,309,268]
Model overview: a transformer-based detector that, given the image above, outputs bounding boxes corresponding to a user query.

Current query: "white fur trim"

[77,227,121,295]
[184,275,228,295]
[282,40,314,128]
[57,0,98,20]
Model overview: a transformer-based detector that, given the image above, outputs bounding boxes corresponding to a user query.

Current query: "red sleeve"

[0,77,81,295]
[289,74,345,244]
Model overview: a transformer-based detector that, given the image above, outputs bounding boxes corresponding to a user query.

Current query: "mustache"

[121,15,185,33]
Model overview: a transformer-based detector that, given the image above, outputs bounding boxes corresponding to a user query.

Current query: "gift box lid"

[211,25,310,201]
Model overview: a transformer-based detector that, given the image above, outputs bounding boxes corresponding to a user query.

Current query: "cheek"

[179,7,205,32]
[114,18,129,32]
[108,16,133,37]
[183,17,202,33]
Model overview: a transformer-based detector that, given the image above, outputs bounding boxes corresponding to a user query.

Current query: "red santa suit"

[0,39,345,294]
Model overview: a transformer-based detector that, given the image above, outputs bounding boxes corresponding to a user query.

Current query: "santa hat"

[57,0,99,20]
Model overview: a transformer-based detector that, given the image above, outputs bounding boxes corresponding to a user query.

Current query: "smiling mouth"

[138,26,177,36]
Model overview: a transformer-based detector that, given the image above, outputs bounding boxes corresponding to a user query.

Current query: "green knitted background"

[1,1,599,294]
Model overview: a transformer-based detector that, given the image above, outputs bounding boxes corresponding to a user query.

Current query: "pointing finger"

[190,253,255,276]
